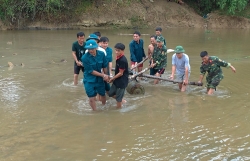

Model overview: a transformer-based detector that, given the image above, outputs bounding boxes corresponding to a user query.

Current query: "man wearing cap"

[129,31,146,74]
[170,46,191,92]
[108,43,129,108]
[155,27,166,46]
[198,51,236,95]
[86,33,109,101]
[81,39,109,111]
[72,32,86,85]
[85,33,107,56]
[150,36,167,84]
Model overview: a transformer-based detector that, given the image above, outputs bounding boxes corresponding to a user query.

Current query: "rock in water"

[8,62,14,67]
[60,59,67,62]
[126,81,145,95]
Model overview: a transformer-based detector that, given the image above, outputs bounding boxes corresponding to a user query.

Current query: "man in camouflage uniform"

[198,51,236,95]
[150,36,167,84]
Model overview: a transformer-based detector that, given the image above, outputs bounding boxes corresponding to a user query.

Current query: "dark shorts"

[131,61,143,67]
[108,84,125,102]
[105,81,110,91]
[206,74,224,89]
[150,68,165,75]
[83,81,105,97]
[74,63,84,74]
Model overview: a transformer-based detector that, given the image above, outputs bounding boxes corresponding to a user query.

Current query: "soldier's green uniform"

[200,56,232,89]
[150,36,167,75]
[152,45,167,69]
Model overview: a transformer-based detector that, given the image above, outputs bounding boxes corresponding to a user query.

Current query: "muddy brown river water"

[0,29,250,160]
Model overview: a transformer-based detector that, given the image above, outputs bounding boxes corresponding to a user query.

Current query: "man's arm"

[214,57,236,73]
[198,66,205,83]
[170,55,176,79]
[170,65,176,79]
[82,55,108,79]
[109,69,125,83]
[183,67,189,85]
[72,51,82,66]
[141,40,146,58]
[183,55,190,83]
[148,45,154,59]
[198,74,204,83]
[109,60,127,82]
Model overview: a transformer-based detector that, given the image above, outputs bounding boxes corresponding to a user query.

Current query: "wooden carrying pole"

[141,74,203,86]
[129,67,150,79]
[130,57,149,70]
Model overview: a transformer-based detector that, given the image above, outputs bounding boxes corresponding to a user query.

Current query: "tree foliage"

[0,0,94,23]
[216,0,249,14]
[187,0,249,15]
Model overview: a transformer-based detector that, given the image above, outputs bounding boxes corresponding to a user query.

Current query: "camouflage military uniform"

[152,45,167,69]
[200,56,231,89]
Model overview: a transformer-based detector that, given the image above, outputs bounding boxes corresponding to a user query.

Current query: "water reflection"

[0,73,25,110]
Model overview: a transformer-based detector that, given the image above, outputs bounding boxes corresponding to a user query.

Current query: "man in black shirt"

[71,32,85,85]
[108,43,129,108]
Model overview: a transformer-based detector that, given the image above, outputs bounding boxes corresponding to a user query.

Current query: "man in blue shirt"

[169,46,191,92]
[129,31,146,74]
[81,39,109,111]
[99,36,113,76]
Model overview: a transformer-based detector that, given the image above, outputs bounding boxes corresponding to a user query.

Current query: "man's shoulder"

[210,56,218,60]
[119,55,128,62]
[129,40,135,45]
[97,49,105,56]
[183,53,189,58]
[162,45,167,51]
[72,41,78,45]
[106,47,112,52]
[72,41,78,48]
[98,47,105,52]
[97,47,107,55]
[81,52,89,60]
[148,44,153,48]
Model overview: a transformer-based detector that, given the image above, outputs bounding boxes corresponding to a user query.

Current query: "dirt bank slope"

[76,0,250,29]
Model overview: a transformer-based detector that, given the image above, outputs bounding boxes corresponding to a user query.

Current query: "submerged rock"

[8,62,14,67]
[60,59,67,63]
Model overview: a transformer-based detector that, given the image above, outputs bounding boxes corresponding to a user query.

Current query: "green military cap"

[174,46,185,53]
[156,36,164,43]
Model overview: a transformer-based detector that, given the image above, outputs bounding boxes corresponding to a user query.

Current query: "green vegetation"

[185,0,250,16]
[0,0,93,24]
[129,15,148,29]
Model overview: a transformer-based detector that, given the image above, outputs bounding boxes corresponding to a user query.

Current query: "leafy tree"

[216,0,248,14]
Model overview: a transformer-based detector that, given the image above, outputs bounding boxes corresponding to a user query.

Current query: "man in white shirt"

[85,34,107,56]
[170,46,191,92]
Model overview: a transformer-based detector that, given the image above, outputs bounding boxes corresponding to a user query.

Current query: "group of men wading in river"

[71,27,236,110]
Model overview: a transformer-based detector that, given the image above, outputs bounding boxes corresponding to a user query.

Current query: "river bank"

[1,0,250,30]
